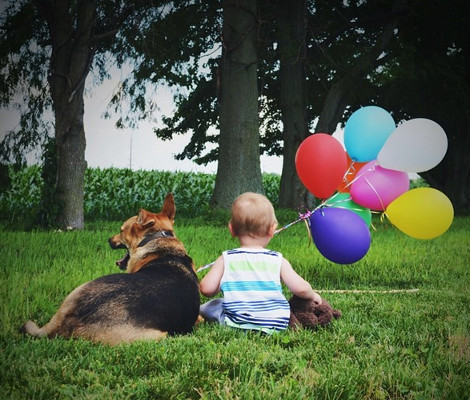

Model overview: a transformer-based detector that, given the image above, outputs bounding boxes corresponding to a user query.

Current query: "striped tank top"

[220,248,290,333]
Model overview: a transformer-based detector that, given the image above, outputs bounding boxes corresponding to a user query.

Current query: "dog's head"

[108,192,177,272]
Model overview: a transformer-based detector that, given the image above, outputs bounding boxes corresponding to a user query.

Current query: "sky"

[82,82,285,174]
[0,72,285,175]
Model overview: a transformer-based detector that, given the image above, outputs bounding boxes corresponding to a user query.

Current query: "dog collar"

[137,230,174,248]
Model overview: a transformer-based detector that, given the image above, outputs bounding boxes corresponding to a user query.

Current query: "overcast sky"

[82,81,284,174]
[0,72,285,175]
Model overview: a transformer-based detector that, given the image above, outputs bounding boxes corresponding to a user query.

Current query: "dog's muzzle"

[108,238,126,250]
[108,230,174,271]
[116,252,130,270]
[108,239,129,270]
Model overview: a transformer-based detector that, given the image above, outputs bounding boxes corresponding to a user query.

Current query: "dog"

[20,193,201,345]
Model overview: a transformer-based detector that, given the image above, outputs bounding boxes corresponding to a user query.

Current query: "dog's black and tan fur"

[21,193,200,345]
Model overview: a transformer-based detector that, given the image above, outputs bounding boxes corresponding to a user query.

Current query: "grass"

[1,213,469,399]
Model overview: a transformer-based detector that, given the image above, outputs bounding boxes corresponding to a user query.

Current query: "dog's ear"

[161,193,175,222]
[137,209,156,228]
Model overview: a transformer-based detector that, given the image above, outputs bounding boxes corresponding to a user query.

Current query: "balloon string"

[196,262,214,273]
[274,197,334,237]
[275,161,381,237]
[368,210,384,231]
[304,218,313,245]
[199,209,315,273]
[339,160,363,191]
[199,180,384,273]
[274,209,313,235]
[340,161,358,187]
[322,195,365,213]
[274,194,345,236]
[346,160,386,211]
[379,210,389,230]
[199,207,317,273]
[322,191,341,204]
[363,174,386,211]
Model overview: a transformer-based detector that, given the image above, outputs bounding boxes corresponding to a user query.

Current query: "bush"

[0,165,43,228]
[83,168,217,220]
[0,166,281,224]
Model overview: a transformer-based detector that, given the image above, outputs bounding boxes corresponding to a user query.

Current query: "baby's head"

[229,192,278,238]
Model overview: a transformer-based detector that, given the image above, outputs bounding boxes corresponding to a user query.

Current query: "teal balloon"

[344,106,396,162]
[324,192,372,227]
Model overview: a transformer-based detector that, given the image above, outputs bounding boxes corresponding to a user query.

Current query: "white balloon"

[377,118,448,172]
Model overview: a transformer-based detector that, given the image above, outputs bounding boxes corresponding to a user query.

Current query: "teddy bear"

[288,295,341,330]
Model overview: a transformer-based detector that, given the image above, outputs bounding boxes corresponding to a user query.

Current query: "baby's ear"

[228,222,236,238]
[268,222,277,237]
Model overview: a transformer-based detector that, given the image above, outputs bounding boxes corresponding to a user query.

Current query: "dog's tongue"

[116,252,130,270]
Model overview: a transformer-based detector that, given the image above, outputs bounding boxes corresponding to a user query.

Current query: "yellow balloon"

[385,187,453,239]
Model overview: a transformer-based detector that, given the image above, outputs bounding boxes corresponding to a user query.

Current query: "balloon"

[377,118,448,172]
[344,106,396,162]
[309,207,371,264]
[295,133,348,199]
[337,152,367,193]
[351,161,409,211]
[386,187,454,239]
[324,192,372,226]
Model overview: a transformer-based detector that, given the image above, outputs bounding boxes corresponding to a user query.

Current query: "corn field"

[0,166,281,225]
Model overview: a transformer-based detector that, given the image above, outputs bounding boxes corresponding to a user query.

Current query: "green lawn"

[1,214,469,399]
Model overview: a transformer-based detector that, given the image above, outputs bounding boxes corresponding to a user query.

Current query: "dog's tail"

[20,320,47,337]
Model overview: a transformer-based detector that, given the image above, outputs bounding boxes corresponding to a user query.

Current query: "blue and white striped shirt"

[220,248,290,333]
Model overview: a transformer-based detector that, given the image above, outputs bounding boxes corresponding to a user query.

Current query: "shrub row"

[0,166,281,225]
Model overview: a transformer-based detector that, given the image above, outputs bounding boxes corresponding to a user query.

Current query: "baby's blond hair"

[230,192,277,237]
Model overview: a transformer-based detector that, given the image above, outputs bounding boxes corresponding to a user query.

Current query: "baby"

[200,192,322,333]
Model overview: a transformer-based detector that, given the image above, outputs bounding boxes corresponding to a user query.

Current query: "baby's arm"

[280,258,322,304]
[199,255,224,297]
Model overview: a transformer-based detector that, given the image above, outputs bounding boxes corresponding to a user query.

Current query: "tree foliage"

[136,0,469,210]
[372,0,470,209]
[0,1,52,164]
[1,0,468,224]
[0,0,174,228]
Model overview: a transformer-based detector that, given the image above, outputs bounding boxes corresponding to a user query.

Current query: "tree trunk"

[37,0,95,229]
[277,0,309,209]
[53,87,88,230]
[211,0,263,209]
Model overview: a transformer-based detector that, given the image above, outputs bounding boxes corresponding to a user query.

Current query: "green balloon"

[324,192,372,226]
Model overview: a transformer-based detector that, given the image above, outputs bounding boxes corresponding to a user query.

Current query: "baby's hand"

[313,292,322,305]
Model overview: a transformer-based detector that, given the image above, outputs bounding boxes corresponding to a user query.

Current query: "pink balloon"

[350,161,409,211]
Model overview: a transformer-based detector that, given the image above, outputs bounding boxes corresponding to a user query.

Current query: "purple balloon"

[309,207,371,264]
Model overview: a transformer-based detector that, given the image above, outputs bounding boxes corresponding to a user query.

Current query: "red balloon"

[295,133,348,199]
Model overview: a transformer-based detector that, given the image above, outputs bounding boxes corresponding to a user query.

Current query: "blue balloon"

[344,106,396,162]
[309,207,371,264]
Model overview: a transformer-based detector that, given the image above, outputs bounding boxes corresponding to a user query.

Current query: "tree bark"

[37,0,95,229]
[277,0,309,209]
[211,0,263,209]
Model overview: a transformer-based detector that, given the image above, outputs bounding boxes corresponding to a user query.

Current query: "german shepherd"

[21,193,200,345]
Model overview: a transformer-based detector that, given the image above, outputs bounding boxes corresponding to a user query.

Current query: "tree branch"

[93,0,165,44]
